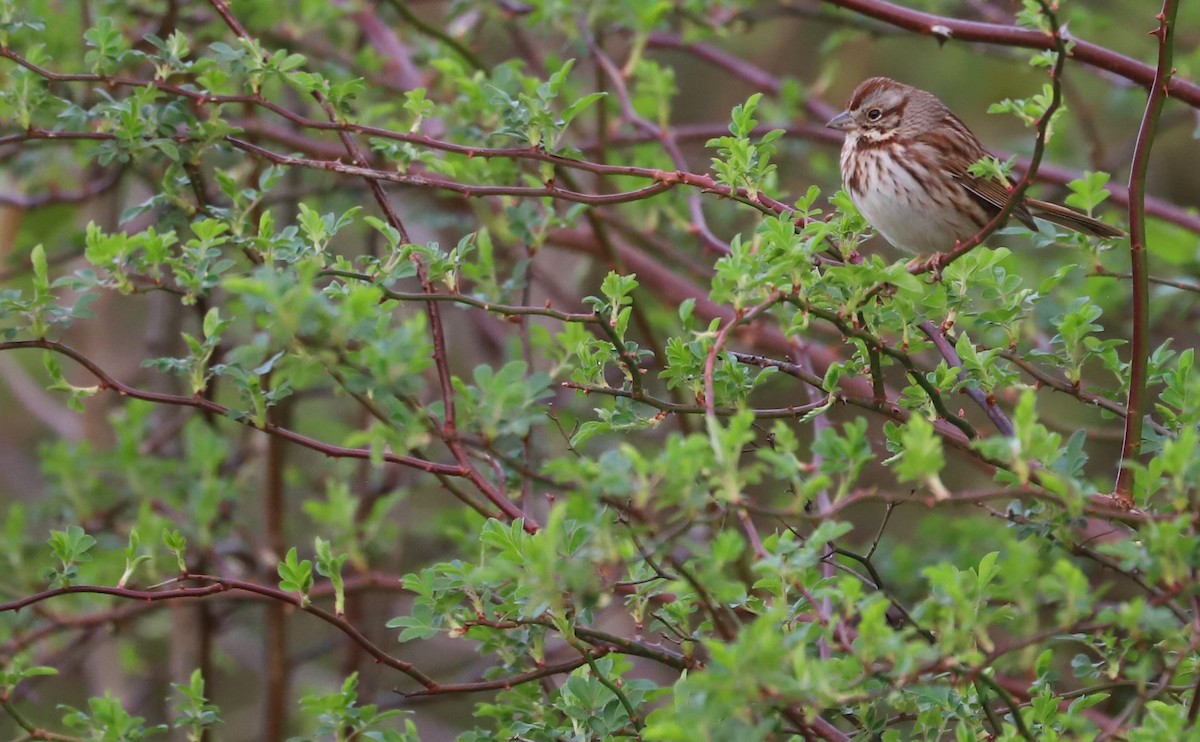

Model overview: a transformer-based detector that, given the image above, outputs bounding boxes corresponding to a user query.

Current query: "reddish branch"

[823,0,1200,108]
[917,320,1014,436]
[228,137,680,207]
[0,578,419,689]
[1113,1,1179,507]
[0,574,689,697]
[0,46,780,220]
[0,339,465,475]
[999,349,1168,437]
[563,380,830,418]
[7,43,1195,239]
[400,654,600,698]
[205,0,531,529]
[586,27,737,253]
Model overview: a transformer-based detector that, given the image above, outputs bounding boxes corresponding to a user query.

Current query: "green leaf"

[885,415,947,499]
[278,547,314,606]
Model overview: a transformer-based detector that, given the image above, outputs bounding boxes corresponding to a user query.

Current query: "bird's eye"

[867,109,882,121]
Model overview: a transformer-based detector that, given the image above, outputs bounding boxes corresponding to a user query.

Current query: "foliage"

[1,0,1198,740]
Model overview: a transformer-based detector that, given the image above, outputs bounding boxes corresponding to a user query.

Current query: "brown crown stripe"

[848,76,896,109]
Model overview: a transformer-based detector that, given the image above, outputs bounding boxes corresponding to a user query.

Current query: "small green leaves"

[171,670,221,741]
[163,528,188,573]
[1014,0,1053,31]
[296,673,416,741]
[117,529,153,588]
[43,351,99,412]
[315,537,349,617]
[1157,348,1198,432]
[952,331,1005,393]
[47,525,96,588]
[1047,296,1114,385]
[24,245,50,337]
[885,415,948,500]
[208,37,307,95]
[1066,171,1115,213]
[811,418,874,501]
[454,361,554,440]
[987,83,1065,135]
[555,657,650,736]
[84,17,136,75]
[296,203,361,254]
[0,58,50,129]
[631,59,676,129]
[485,58,607,151]
[144,306,227,394]
[966,154,1015,183]
[387,602,441,643]
[1000,389,1065,489]
[593,271,638,334]
[145,31,192,80]
[278,547,314,608]
[707,93,783,198]
[0,657,58,697]
[62,693,168,740]
[706,409,760,504]
[0,0,45,47]
[403,87,435,131]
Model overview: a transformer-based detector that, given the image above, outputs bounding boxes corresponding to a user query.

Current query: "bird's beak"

[826,111,853,131]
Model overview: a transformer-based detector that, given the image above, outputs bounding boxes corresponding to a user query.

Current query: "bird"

[826,76,1125,255]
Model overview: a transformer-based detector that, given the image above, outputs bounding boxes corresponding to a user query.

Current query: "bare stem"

[1114,0,1179,507]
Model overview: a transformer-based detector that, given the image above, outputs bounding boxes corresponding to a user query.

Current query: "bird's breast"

[841,142,987,254]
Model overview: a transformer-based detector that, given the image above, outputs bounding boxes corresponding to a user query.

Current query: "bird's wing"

[952,172,1038,231]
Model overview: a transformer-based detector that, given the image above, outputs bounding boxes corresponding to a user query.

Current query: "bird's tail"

[1026,198,1126,239]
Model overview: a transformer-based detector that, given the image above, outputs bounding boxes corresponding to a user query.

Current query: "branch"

[703,293,784,417]
[823,0,1200,109]
[998,349,1169,438]
[1114,0,1179,507]
[377,0,486,73]
[912,0,1067,275]
[228,136,677,206]
[561,381,829,419]
[917,320,1013,436]
[0,576,438,688]
[0,339,465,475]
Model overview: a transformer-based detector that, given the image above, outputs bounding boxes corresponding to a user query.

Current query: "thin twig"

[917,320,1014,436]
[912,0,1068,275]
[378,0,486,72]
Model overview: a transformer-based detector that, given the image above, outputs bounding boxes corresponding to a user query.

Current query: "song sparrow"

[827,77,1125,255]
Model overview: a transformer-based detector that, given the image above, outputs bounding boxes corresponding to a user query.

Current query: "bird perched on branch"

[827,76,1125,255]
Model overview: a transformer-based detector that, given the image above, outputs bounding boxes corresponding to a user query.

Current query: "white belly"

[842,140,983,254]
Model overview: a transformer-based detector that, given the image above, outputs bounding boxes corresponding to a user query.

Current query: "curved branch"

[228,137,678,206]
[823,0,1200,109]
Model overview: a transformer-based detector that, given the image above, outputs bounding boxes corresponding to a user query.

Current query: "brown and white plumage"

[826,77,1125,255]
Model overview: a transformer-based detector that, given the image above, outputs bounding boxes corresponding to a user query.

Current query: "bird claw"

[906,253,945,280]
